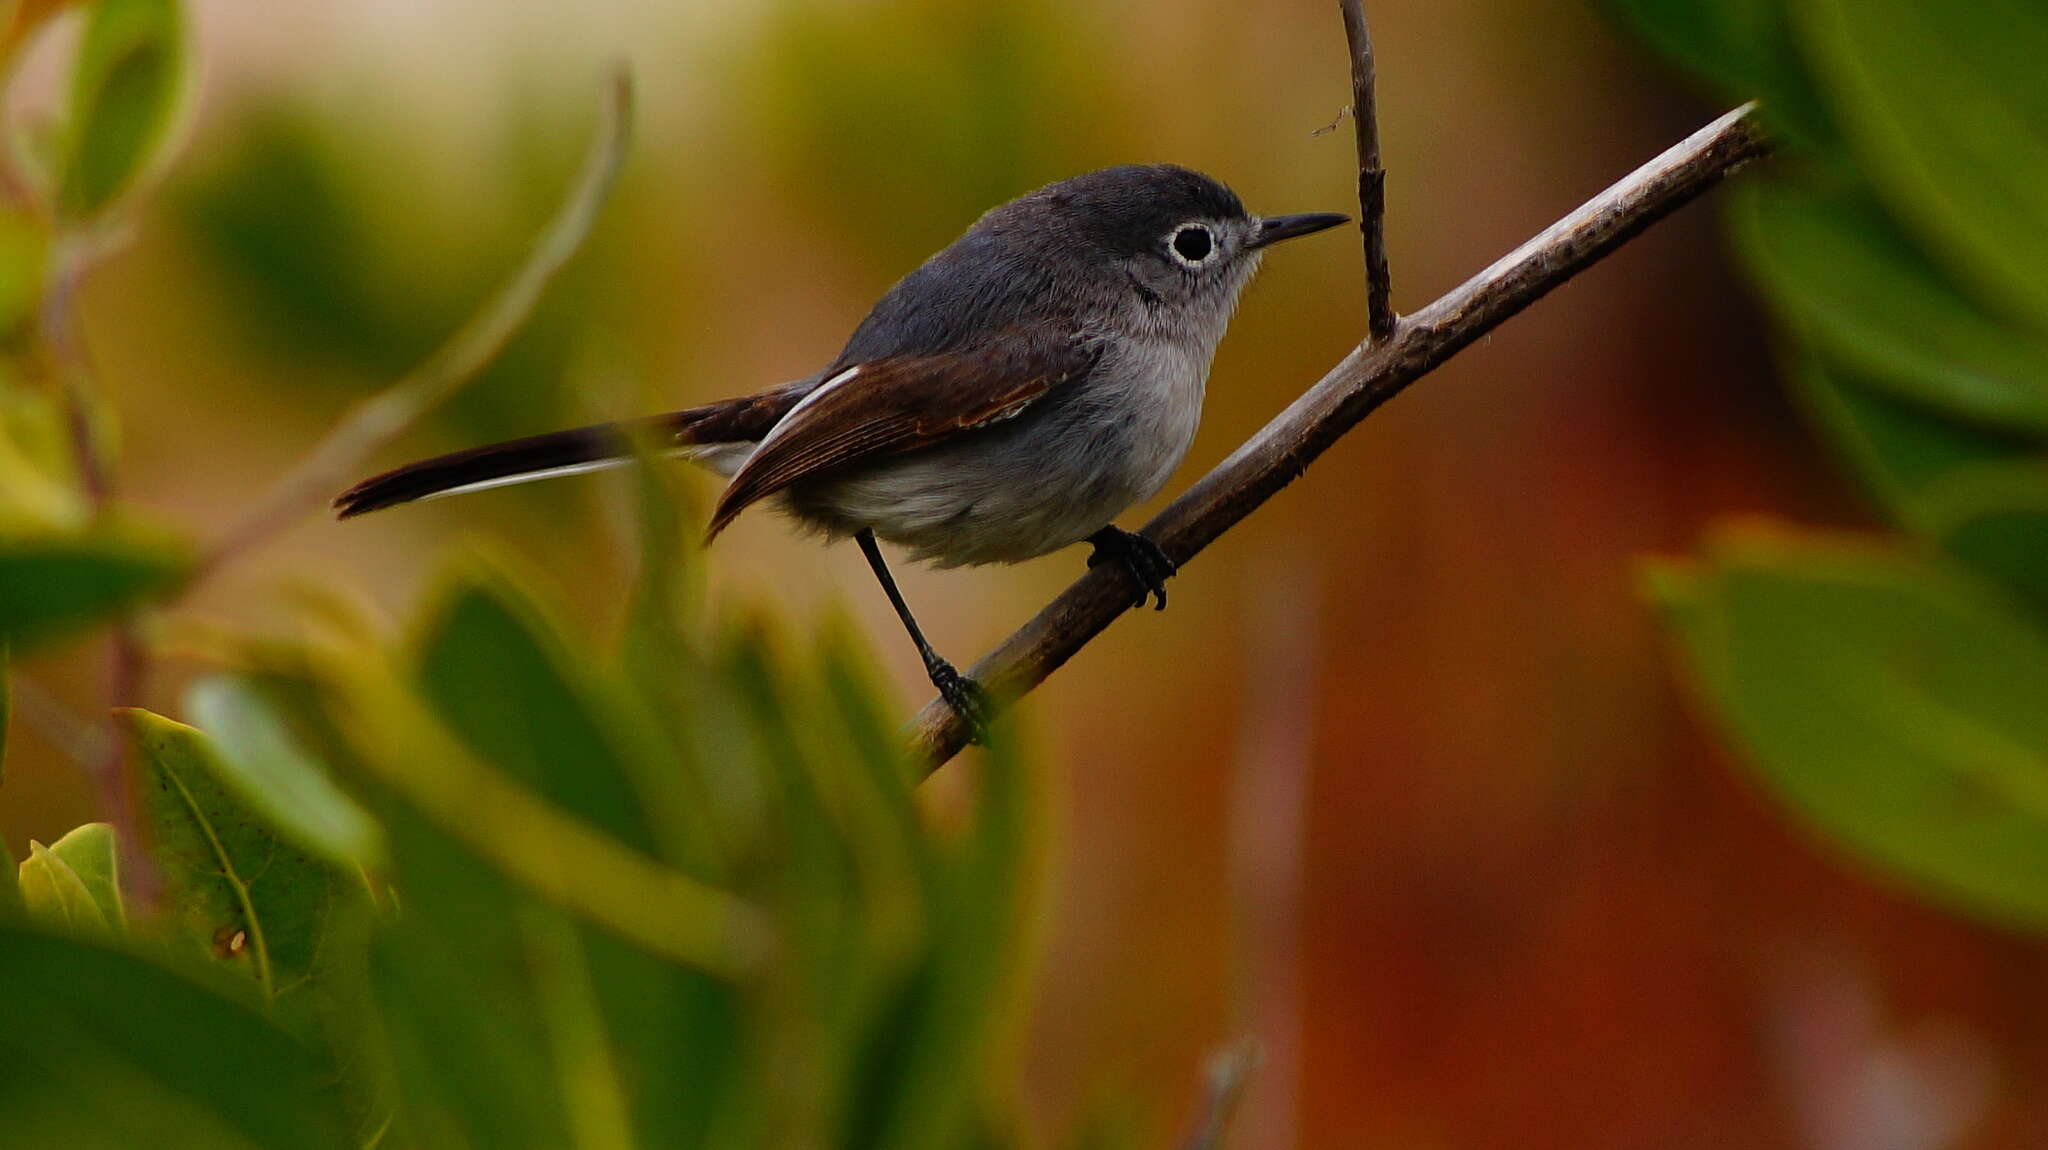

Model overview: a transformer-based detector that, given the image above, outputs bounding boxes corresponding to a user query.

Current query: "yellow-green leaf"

[123,707,360,999]
[184,674,383,870]
[59,0,188,219]
[48,820,124,929]
[18,840,109,933]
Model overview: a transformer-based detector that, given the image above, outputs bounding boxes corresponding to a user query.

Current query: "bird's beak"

[1250,212,1350,249]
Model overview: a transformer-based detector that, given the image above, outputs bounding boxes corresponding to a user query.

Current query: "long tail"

[333,384,809,519]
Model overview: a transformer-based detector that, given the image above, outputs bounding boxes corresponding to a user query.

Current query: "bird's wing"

[707,329,1098,538]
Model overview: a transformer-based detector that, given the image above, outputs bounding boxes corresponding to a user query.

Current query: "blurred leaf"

[18,839,108,933]
[1738,180,2048,433]
[836,683,1043,1150]
[180,101,593,446]
[178,111,418,377]
[48,820,124,929]
[1603,0,1835,145]
[1797,0,2048,330]
[1651,526,2048,930]
[59,0,187,219]
[0,924,353,1150]
[1786,352,2039,529]
[0,388,90,534]
[756,0,1106,265]
[413,560,663,857]
[183,673,382,870]
[0,205,46,334]
[1920,462,2048,614]
[620,455,768,867]
[0,527,187,652]
[407,557,748,1145]
[360,803,587,1150]
[294,630,764,978]
[122,707,362,998]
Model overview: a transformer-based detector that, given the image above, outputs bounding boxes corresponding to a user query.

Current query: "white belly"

[785,334,1209,567]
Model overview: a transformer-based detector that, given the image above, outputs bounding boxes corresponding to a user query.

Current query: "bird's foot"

[1087,526,1177,611]
[929,659,993,744]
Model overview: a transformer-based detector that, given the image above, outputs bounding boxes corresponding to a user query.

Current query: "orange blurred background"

[5,0,2041,1146]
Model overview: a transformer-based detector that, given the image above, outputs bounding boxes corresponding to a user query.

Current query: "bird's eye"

[1170,224,1214,265]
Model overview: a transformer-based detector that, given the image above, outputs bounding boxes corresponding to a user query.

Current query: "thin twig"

[7,673,112,768]
[196,67,636,577]
[1339,0,1395,341]
[39,238,158,904]
[911,103,1771,773]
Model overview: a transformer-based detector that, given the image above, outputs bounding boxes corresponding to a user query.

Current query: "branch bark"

[1339,0,1395,341]
[910,102,1771,773]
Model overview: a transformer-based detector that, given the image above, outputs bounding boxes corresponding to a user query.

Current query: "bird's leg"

[1086,525,1177,611]
[855,529,990,741]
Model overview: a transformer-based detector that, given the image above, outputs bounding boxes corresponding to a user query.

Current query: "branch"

[1339,0,1394,341]
[40,238,159,905]
[196,67,635,577]
[911,102,1771,773]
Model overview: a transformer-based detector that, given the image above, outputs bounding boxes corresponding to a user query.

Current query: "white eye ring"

[1168,223,1216,267]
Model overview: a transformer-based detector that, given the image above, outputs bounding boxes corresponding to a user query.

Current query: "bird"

[336,164,1347,736]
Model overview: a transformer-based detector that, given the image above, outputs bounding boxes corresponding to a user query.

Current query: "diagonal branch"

[910,103,1771,773]
[1339,0,1395,341]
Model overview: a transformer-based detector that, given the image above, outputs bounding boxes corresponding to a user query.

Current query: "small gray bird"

[337,165,1346,732]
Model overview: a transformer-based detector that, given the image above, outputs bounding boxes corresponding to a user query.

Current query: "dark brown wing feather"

[705,333,1097,539]
[333,383,809,518]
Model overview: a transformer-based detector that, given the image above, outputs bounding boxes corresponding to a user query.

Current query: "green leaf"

[0,924,353,1150]
[1602,0,1835,145]
[184,674,383,870]
[0,528,188,653]
[1785,352,2038,529]
[18,839,108,933]
[1738,179,2048,433]
[412,559,664,857]
[1919,462,2048,614]
[0,204,46,334]
[59,0,188,219]
[1650,526,2048,930]
[1798,0,2048,329]
[122,707,360,1000]
[48,821,124,929]
[405,559,749,1146]
[849,721,1043,1150]
[0,387,91,535]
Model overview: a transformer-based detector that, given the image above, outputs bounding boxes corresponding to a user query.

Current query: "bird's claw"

[930,660,993,744]
[1088,527,1178,611]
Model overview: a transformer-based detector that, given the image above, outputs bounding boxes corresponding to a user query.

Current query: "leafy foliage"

[59,0,187,220]
[1615,0,2048,928]
[0,3,1067,1143]
[0,529,188,651]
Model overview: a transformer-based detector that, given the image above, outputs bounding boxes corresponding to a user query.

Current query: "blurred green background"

[6,0,2047,1146]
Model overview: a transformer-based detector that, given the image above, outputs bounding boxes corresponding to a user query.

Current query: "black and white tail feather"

[331,382,810,519]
